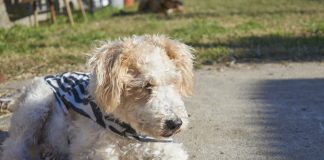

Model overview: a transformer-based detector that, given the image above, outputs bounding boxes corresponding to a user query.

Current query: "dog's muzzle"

[161,117,183,137]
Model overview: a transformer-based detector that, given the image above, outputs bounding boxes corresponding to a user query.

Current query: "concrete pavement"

[1,62,324,159]
[176,63,324,160]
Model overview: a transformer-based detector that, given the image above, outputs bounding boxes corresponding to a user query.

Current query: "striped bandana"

[44,72,172,143]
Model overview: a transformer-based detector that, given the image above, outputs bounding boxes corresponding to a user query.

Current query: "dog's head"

[89,35,193,138]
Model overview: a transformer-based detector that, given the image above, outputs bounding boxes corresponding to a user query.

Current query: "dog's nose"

[165,118,182,130]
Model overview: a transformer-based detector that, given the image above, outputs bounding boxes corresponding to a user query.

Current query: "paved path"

[1,63,324,159]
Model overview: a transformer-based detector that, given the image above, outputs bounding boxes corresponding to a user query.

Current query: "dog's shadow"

[0,130,8,141]
[0,114,11,149]
[0,130,9,152]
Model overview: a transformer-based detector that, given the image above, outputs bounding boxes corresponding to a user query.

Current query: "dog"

[1,35,194,160]
[138,0,184,15]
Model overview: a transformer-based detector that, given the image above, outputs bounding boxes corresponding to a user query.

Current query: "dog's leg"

[157,143,188,160]
[79,140,188,160]
[127,142,188,160]
[1,79,53,160]
[70,144,120,160]
[68,121,120,160]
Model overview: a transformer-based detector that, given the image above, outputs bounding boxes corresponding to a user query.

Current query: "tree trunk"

[0,0,12,29]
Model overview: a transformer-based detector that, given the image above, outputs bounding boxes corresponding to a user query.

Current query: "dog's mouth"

[161,129,181,137]
[161,133,173,137]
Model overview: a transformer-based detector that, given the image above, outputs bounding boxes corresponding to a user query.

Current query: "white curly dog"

[1,35,194,160]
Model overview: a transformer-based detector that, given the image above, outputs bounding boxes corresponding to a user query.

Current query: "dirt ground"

[1,62,324,159]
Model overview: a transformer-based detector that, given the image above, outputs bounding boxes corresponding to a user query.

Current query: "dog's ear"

[163,37,194,97]
[88,42,128,113]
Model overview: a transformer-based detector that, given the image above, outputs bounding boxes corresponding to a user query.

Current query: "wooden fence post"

[77,0,87,21]
[48,0,56,23]
[32,0,38,27]
[63,0,74,25]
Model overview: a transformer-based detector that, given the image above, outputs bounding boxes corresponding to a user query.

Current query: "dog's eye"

[144,83,153,90]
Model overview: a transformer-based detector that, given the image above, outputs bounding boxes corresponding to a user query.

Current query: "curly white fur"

[1,35,194,160]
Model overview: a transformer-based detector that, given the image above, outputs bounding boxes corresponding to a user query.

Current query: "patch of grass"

[0,26,48,55]
[197,47,232,64]
[1,0,324,81]
[234,21,264,32]
[66,31,107,46]
[304,22,324,34]
[172,20,226,43]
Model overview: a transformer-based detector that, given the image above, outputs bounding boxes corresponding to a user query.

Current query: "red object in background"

[124,0,134,7]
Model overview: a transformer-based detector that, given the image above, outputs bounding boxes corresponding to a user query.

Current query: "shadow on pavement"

[252,78,324,159]
[0,130,9,146]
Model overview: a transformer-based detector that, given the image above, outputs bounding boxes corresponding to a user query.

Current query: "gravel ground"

[1,62,324,159]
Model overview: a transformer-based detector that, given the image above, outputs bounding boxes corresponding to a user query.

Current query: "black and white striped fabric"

[44,72,172,143]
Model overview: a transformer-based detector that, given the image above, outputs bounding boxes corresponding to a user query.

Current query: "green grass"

[1,0,324,81]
